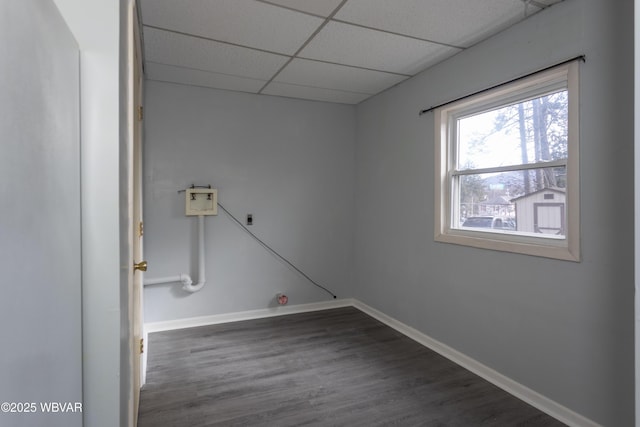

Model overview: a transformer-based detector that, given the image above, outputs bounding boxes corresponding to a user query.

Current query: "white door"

[129,2,145,425]
[534,203,565,235]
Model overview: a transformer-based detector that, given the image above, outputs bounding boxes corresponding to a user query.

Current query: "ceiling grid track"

[257,0,350,94]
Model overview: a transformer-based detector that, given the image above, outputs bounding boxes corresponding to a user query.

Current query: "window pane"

[456,167,566,238]
[457,90,568,170]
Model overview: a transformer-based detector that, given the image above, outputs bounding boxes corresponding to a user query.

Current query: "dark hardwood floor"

[138,307,565,426]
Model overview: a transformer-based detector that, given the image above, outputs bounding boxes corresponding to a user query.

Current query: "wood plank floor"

[138,307,565,426]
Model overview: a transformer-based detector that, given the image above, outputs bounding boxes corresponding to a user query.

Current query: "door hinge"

[138,221,144,237]
[140,338,144,354]
[138,106,143,121]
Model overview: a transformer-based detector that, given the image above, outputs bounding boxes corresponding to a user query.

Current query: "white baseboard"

[145,298,354,333]
[144,297,599,427]
[351,300,601,427]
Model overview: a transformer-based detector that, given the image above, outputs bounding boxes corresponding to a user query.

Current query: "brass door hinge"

[140,338,144,354]
[138,106,143,121]
[138,221,144,237]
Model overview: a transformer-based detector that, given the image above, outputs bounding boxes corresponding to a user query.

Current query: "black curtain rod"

[418,55,586,117]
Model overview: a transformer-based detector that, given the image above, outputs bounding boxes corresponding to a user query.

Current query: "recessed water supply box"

[185,187,218,216]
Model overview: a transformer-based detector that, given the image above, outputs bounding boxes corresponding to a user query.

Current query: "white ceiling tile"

[299,21,461,75]
[139,0,560,103]
[262,0,344,17]
[145,62,266,93]
[143,27,288,80]
[335,0,540,48]
[274,58,408,94]
[140,0,324,55]
[262,82,370,104]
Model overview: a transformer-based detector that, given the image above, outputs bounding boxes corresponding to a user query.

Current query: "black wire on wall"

[217,202,338,299]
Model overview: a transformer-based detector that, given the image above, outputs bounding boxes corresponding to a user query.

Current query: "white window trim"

[434,61,580,262]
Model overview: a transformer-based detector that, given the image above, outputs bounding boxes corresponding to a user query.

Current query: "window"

[434,61,580,261]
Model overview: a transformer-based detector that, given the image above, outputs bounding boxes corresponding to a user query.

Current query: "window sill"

[434,229,580,262]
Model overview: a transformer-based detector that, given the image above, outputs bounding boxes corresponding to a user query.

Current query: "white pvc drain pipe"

[143,215,206,293]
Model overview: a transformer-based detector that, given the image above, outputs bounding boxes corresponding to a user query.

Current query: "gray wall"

[0,1,82,426]
[636,0,640,422]
[635,0,640,422]
[143,82,355,322]
[354,0,634,425]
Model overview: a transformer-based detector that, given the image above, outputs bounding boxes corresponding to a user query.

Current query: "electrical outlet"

[247,214,253,226]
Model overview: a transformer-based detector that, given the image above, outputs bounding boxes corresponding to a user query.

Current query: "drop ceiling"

[139,0,563,105]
